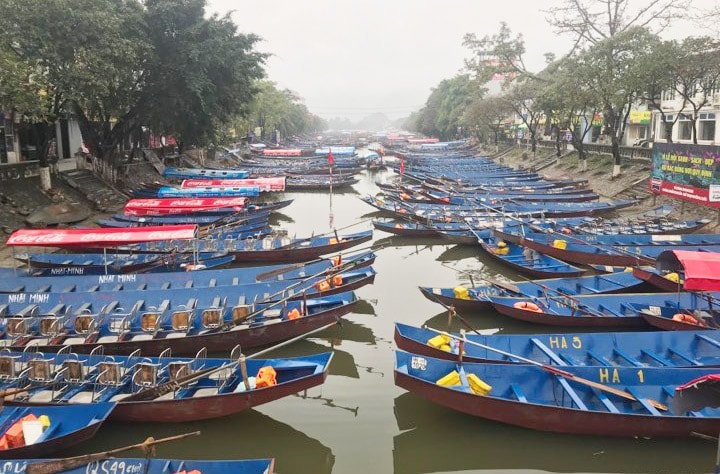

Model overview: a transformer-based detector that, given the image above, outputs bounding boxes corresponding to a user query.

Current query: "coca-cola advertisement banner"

[180,177,285,191]
[124,197,247,210]
[7,225,197,247]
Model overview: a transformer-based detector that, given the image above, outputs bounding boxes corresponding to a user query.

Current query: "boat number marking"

[411,356,427,370]
[547,336,582,349]
[598,368,645,384]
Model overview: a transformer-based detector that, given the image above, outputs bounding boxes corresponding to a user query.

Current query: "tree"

[636,40,684,143]
[569,27,661,176]
[463,22,531,83]
[137,0,266,152]
[1,0,267,174]
[670,37,720,144]
[536,57,602,167]
[414,75,478,140]
[462,96,513,150]
[500,81,546,154]
[546,0,690,46]
[0,0,145,187]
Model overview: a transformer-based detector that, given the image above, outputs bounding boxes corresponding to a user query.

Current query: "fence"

[536,140,652,161]
[0,161,40,181]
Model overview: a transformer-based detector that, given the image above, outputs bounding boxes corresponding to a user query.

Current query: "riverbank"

[479,145,719,230]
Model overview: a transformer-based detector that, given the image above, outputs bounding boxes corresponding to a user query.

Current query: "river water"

[60,169,717,473]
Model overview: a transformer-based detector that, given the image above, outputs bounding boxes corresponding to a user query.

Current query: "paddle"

[25,431,200,474]
[421,324,668,411]
[121,319,340,402]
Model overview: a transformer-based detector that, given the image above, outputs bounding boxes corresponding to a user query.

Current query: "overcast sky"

[207,0,700,121]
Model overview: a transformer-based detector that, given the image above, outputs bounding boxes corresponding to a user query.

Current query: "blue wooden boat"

[2,350,333,423]
[496,228,720,266]
[16,458,275,474]
[0,265,374,302]
[479,238,586,278]
[419,270,647,312]
[393,323,720,367]
[632,299,720,331]
[285,174,359,190]
[227,230,373,263]
[0,402,114,459]
[157,185,260,198]
[487,291,720,327]
[163,167,250,179]
[0,289,358,355]
[0,251,376,292]
[394,350,720,437]
[17,252,232,275]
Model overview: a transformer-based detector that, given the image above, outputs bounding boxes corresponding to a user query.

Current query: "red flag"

[399,158,405,175]
[328,148,334,165]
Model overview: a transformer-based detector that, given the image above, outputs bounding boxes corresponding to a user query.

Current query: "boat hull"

[394,370,720,437]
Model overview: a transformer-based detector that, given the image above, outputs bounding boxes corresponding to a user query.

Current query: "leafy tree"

[462,96,513,150]
[669,37,720,144]
[500,81,546,154]
[636,40,684,143]
[415,75,478,140]
[569,27,661,175]
[536,57,602,166]
[463,22,532,82]
[1,0,266,167]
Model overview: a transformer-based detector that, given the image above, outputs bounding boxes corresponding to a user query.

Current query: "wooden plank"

[667,347,702,366]
[639,349,670,367]
[697,334,720,349]
[612,348,643,367]
[510,383,528,403]
[530,338,566,366]
[586,349,612,367]
[555,376,588,410]
[625,386,662,416]
[593,387,620,414]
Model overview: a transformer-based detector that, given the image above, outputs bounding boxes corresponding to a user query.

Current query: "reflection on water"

[63,410,335,474]
[296,390,360,417]
[347,299,377,318]
[37,168,717,474]
[269,211,294,225]
[392,392,715,474]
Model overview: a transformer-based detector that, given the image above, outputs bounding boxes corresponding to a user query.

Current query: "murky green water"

[60,170,718,473]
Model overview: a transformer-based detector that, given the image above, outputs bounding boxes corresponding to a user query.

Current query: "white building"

[651,89,719,145]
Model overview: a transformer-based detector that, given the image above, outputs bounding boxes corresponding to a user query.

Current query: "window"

[699,113,716,141]
[678,113,693,141]
[662,89,676,101]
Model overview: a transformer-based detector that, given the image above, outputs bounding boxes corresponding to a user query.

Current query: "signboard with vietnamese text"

[629,110,652,125]
[650,143,720,208]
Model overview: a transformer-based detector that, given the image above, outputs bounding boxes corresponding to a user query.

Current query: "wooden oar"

[422,324,668,411]
[26,431,200,474]
[121,319,340,403]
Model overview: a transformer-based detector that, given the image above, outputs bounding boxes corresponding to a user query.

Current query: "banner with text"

[650,143,720,208]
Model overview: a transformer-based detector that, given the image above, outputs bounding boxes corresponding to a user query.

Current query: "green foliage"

[414,74,478,140]
[0,0,267,160]
[140,0,266,147]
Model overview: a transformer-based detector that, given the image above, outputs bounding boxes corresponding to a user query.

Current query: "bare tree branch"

[544,0,691,45]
